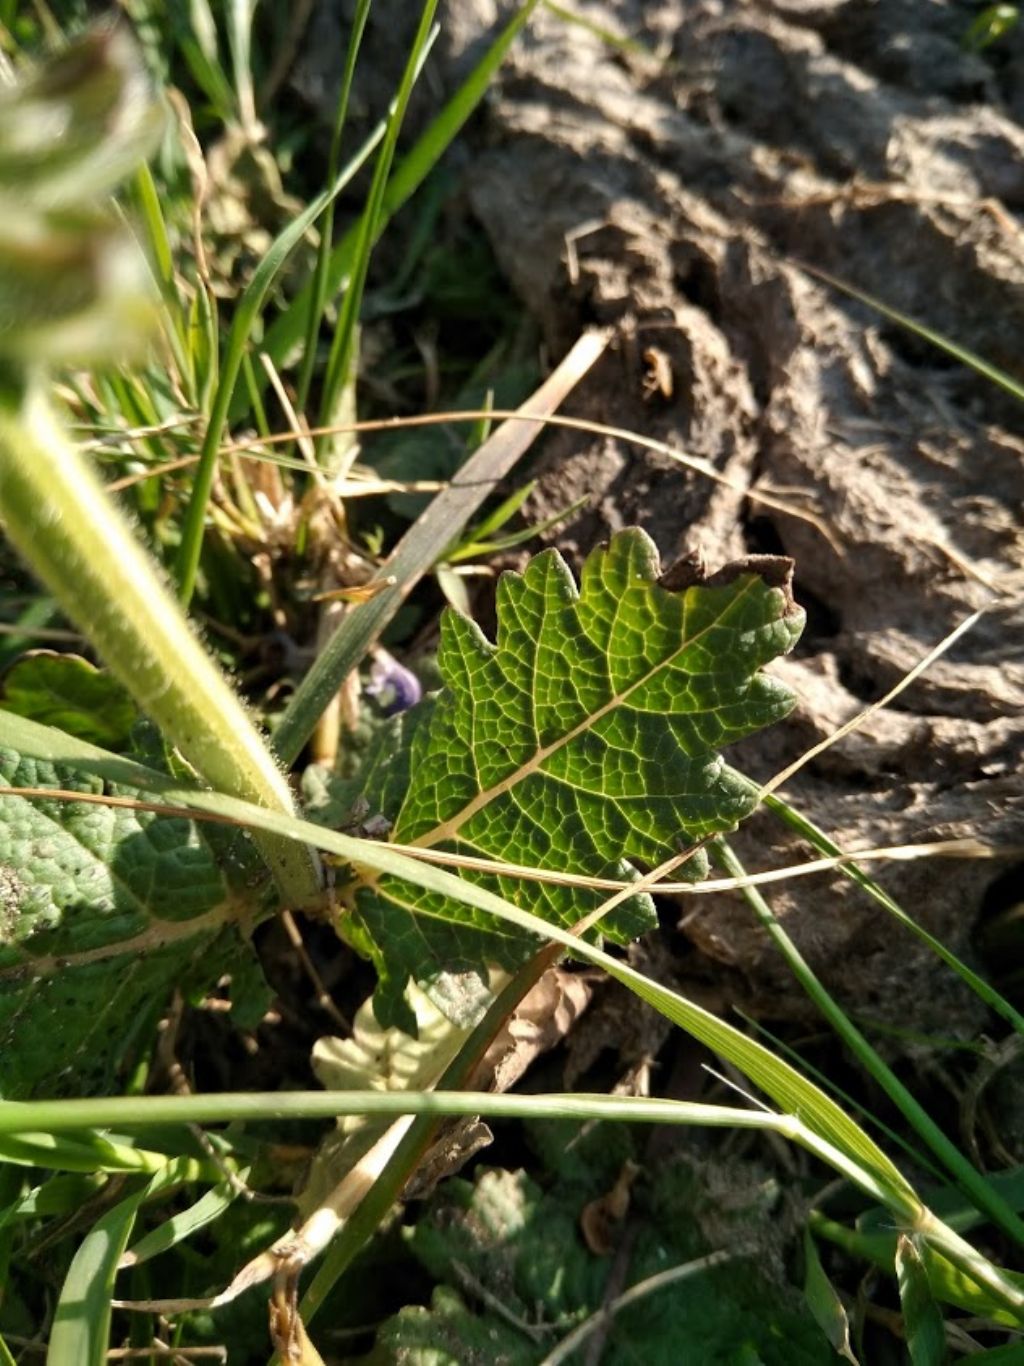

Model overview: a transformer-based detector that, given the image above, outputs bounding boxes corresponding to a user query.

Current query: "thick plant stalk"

[0,372,321,907]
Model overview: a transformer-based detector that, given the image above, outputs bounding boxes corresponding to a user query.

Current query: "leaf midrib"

[403,575,763,852]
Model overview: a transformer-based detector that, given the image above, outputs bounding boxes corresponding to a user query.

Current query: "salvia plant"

[0,18,1021,1364]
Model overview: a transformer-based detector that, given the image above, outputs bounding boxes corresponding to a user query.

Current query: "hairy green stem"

[0,373,320,906]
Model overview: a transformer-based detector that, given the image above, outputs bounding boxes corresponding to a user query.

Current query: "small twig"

[106,454,203,492]
[259,352,318,471]
[1,787,1013,898]
[219,406,842,554]
[156,993,277,1205]
[279,910,350,1032]
[451,1260,552,1343]
[540,1249,743,1366]
[759,609,986,798]
[583,1223,638,1366]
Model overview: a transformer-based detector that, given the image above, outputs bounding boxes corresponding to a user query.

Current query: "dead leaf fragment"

[580,1159,641,1256]
[479,967,594,1094]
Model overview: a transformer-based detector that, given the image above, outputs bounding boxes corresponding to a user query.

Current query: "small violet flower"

[366,648,422,716]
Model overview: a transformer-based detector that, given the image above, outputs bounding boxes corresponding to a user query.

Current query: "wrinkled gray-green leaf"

[0,748,271,1098]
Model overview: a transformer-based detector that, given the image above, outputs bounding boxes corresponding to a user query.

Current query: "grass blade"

[294,0,372,419]
[804,1228,860,1365]
[238,0,543,419]
[119,1174,248,1268]
[273,327,610,764]
[738,1013,942,1179]
[173,139,381,604]
[225,0,257,134]
[803,263,1024,405]
[174,0,236,121]
[712,836,1024,1247]
[812,1212,1024,1328]
[764,793,1024,1036]
[316,1,440,465]
[0,1132,171,1175]
[896,1235,949,1366]
[47,1185,147,1366]
[0,1091,908,1137]
[131,164,193,397]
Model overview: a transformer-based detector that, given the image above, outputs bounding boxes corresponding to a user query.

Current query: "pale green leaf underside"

[0,652,138,749]
[0,749,266,1098]
[346,529,805,1028]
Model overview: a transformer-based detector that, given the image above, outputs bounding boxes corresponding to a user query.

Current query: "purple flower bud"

[366,649,422,716]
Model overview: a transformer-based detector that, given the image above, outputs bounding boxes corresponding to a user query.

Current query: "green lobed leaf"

[0,747,271,1098]
[336,529,804,1028]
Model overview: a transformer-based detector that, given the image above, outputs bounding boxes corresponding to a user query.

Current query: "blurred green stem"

[0,368,321,907]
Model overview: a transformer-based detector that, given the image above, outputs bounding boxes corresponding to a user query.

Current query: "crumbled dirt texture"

[303,0,1024,1036]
